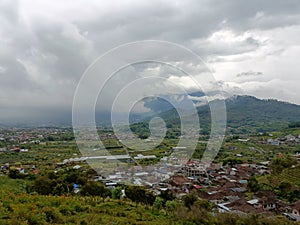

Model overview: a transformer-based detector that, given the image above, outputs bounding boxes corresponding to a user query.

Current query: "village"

[0,127,300,222]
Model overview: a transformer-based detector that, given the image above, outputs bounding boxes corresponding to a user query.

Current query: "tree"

[144,191,155,205]
[222,157,243,166]
[270,155,297,174]
[195,199,215,211]
[52,183,70,195]
[80,181,110,197]
[182,193,197,209]
[32,176,53,195]
[153,197,163,211]
[159,190,175,203]
[165,200,177,215]
[278,181,292,198]
[64,170,80,183]
[287,189,300,203]
[8,168,20,179]
[112,186,123,199]
[125,186,154,205]
[247,176,260,192]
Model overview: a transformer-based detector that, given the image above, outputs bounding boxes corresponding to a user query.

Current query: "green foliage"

[278,181,292,197]
[0,179,296,225]
[165,200,177,214]
[153,197,163,211]
[8,168,25,179]
[270,155,297,174]
[132,95,300,135]
[182,193,197,209]
[80,181,111,197]
[112,186,123,199]
[247,175,260,192]
[32,176,53,195]
[159,190,175,203]
[194,199,215,211]
[130,122,151,139]
[222,157,243,166]
[0,176,28,194]
[125,185,155,205]
[174,203,215,225]
[217,213,293,225]
[288,121,300,128]
[257,164,300,202]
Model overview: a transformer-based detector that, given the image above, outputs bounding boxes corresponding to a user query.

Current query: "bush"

[31,176,53,195]
[153,197,163,211]
[165,200,177,214]
[182,193,197,209]
[125,186,155,205]
[80,181,111,197]
[112,186,123,199]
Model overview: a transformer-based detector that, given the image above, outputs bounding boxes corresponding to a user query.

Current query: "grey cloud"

[0,0,300,123]
[0,66,6,73]
[236,71,263,77]
[209,0,300,31]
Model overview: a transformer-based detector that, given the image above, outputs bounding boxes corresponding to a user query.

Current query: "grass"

[0,188,173,225]
[269,166,300,187]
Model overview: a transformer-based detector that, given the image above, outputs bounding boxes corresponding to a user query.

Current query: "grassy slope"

[0,177,296,225]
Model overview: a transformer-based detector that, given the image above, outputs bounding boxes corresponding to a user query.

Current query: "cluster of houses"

[264,134,300,146]
[79,157,298,221]
[56,154,298,221]
[0,128,49,143]
[173,160,300,221]
[0,146,29,153]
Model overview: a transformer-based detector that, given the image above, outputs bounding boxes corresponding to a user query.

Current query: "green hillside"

[270,166,300,187]
[135,95,300,135]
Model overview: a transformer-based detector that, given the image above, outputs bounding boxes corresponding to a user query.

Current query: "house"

[0,147,7,152]
[217,203,231,212]
[203,191,225,203]
[238,138,249,142]
[133,154,156,160]
[254,190,277,211]
[180,160,207,177]
[171,175,190,187]
[230,187,246,193]
[247,199,259,206]
[10,146,20,152]
[285,135,296,142]
[284,201,300,222]
[73,165,81,170]
[260,196,277,210]
[226,198,263,214]
[16,167,25,174]
[267,138,279,146]
[291,201,300,216]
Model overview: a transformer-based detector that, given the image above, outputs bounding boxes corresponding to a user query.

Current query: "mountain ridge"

[142,95,300,134]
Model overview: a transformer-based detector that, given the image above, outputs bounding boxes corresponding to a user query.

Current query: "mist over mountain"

[137,95,300,134]
[2,94,300,134]
[94,94,300,134]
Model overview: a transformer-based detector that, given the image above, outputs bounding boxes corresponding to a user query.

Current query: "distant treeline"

[288,121,300,128]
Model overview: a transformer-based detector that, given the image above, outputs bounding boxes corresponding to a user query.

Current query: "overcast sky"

[0,0,300,124]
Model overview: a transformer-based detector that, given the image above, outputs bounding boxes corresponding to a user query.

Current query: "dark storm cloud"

[0,0,299,123]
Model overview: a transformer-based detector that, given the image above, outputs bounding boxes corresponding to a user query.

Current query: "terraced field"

[274,166,300,187]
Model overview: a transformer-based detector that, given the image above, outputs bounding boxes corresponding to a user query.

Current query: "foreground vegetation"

[0,176,295,225]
